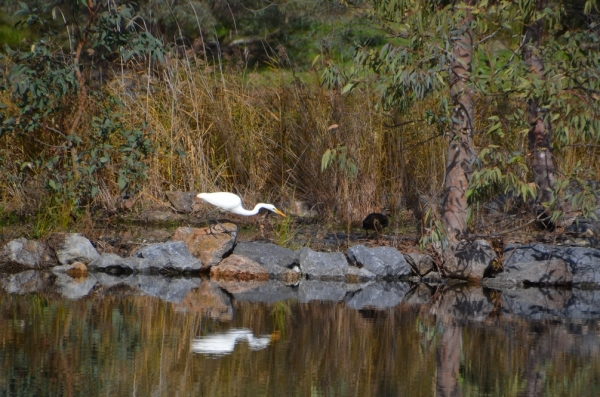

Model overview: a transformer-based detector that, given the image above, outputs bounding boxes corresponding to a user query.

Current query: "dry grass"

[1,52,598,236]
[107,55,448,226]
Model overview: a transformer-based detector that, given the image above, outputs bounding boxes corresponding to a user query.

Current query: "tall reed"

[110,53,449,225]
[2,50,598,233]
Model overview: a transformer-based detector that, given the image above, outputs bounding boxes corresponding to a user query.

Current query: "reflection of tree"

[436,325,463,397]
[521,347,545,397]
[519,324,570,397]
[425,284,499,397]
[4,284,600,396]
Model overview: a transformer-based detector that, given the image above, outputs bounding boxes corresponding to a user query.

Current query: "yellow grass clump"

[109,56,448,226]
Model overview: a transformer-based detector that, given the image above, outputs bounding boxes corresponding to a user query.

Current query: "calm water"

[1,274,600,397]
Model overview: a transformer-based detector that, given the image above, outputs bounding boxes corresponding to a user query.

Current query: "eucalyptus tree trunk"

[523,0,558,210]
[442,1,475,241]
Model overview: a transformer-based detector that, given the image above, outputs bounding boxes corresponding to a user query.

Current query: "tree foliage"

[0,0,164,211]
[339,0,600,236]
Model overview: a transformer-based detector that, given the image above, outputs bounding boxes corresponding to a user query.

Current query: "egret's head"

[264,204,286,217]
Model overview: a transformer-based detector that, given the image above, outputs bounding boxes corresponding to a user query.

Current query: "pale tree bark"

[442,1,475,241]
[522,0,559,216]
[68,1,101,183]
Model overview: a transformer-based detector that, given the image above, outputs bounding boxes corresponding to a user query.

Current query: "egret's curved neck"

[232,203,270,216]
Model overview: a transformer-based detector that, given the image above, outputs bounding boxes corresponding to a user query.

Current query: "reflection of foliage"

[7,290,600,396]
[270,301,292,338]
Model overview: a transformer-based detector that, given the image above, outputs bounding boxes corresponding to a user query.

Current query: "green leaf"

[311,54,320,67]
[118,174,127,191]
[321,149,332,171]
[487,122,502,135]
[341,82,357,94]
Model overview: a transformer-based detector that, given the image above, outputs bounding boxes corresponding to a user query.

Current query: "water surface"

[1,276,600,397]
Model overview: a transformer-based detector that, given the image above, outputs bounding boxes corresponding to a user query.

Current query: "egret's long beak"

[273,208,286,217]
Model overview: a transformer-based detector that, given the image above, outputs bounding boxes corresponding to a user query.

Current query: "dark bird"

[362,208,391,238]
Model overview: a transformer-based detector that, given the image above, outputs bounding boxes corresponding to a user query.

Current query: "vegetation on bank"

[0,0,598,244]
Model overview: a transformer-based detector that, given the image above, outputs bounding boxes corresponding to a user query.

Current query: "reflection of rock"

[433,286,495,322]
[94,273,136,288]
[130,275,202,303]
[482,259,572,288]
[173,281,233,321]
[229,279,299,303]
[566,289,600,319]
[93,273,202,303]
[298,280,348,303]
[0,238,55,269]
[422,271,443,284]
[404,283,433,306]
[191,328,272,357]
[345,282,411,309]
[346,245,412,278]
[279,268,302,284]
[213,279,268,295]
[172,225,236,269]
[443,240,496,280]
[210,254,269,281]
[66,262,88,278]
[499,287,573,320]
[0,270,54,294]
[48,271,205,302]
[53,273,98,300]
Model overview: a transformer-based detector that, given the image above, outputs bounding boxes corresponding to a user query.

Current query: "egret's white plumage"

[197,192,286,217]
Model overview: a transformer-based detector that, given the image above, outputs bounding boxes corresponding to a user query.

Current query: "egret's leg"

[205,208,220,236]
[213,216,233,235]
[206,209,234,236]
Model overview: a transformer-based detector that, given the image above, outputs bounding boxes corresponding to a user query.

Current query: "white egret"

[197,192,285,234]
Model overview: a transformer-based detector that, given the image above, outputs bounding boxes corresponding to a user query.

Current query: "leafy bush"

[0,1,164,221]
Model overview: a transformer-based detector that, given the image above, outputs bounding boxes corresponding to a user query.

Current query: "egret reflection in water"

[192,328,272,357]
